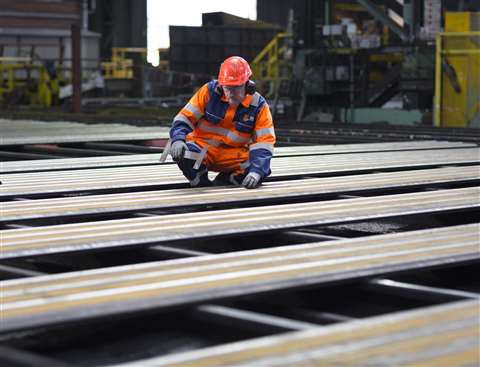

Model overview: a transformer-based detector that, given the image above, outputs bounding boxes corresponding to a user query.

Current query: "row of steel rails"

[0,119,171,161]
[275,121,480,145]
[3,118,480,162]
[0,141,479,366]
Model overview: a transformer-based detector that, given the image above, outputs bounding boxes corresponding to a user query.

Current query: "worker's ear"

[245,80,256,95]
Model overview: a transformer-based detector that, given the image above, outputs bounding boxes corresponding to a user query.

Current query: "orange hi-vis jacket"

[170,80,275,177]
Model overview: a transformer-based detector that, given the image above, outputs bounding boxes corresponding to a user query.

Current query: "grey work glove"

[170,140,187,161]
[242,172,261,189]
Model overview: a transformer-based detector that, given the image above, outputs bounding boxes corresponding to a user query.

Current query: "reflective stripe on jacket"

[170,80,275,178]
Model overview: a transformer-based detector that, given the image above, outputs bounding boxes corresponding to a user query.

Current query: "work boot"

[190,169,212,187]
[213,172,243,186]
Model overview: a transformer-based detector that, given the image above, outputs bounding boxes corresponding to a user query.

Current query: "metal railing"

[251,32,292,97]
[102,47,147,79]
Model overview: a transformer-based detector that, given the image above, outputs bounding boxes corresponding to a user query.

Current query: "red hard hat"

[218,56,252,86]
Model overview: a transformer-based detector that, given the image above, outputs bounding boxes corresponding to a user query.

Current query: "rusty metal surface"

[2,166,479,222]
[1,148,478,197]
[118,300,480,367]
[0,224,478,333]
[1,141,476,173]
[1,187,479,260]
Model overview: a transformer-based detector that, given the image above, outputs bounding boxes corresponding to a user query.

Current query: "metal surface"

[275,122,480,144]
[2,166,479,222]
[0,264,44,278]
[0,346,72,367]
[0,224,478,332]
[194,305,317,332]
[368,279,480,300]
[0,119,170,146]
[119,300,479,366]
[1,188,479,260]
[2,141,475,174]
[1,148,478,198]
[357,0,410,42]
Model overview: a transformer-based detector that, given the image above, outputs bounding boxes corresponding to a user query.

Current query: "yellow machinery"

[251,33,293,98]
[0,57,60,107]
[435,12,480,128]
[102,47,147,79]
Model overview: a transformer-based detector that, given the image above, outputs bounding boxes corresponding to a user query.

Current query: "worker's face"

[223,84,246,106]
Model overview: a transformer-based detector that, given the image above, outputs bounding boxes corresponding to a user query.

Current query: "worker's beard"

[226,93,245,106]
[228,97,242,106]
[223,85,246,107]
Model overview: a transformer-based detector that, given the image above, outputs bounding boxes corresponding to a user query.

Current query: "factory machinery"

[2,1,479,132]
[252,0,480,129]
[0,119,479,365]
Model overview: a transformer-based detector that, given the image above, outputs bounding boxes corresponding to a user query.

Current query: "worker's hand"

[170,140,187,161]
[242,172,261,189]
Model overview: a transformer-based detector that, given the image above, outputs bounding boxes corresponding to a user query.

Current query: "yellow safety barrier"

[251,33,292,97]
[102,47,147,79]
[434,13,480,128]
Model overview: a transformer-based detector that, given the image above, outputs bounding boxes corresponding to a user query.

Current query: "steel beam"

[367,278,480,301]
[0,150,65,160]
[0,264,44,278]
[357,0,410,42]
[82,142,164,154]
[120,300,479,366]
[0,119,170,146]
[193,305,317,333]
[2,166,479,223]
[1,188,479,259]
[281,231,346,242]
[0,346,72,367]
[1,148,478,198]
[2,141,476,174]
[0,224,478,332]
[143,245,209,259]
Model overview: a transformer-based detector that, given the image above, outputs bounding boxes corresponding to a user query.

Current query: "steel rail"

[2,166,479,222]
[118,300,479,367]
[1,187,479,260]
[1,131,170,146]
[0,224,478,332]
[1,141,476,173]
[1,148,478,198]
[0,119,170,146]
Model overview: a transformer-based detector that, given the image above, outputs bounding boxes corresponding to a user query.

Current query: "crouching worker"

[165,56,275,189]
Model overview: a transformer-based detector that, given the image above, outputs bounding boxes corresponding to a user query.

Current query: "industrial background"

[0,1,479,366]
